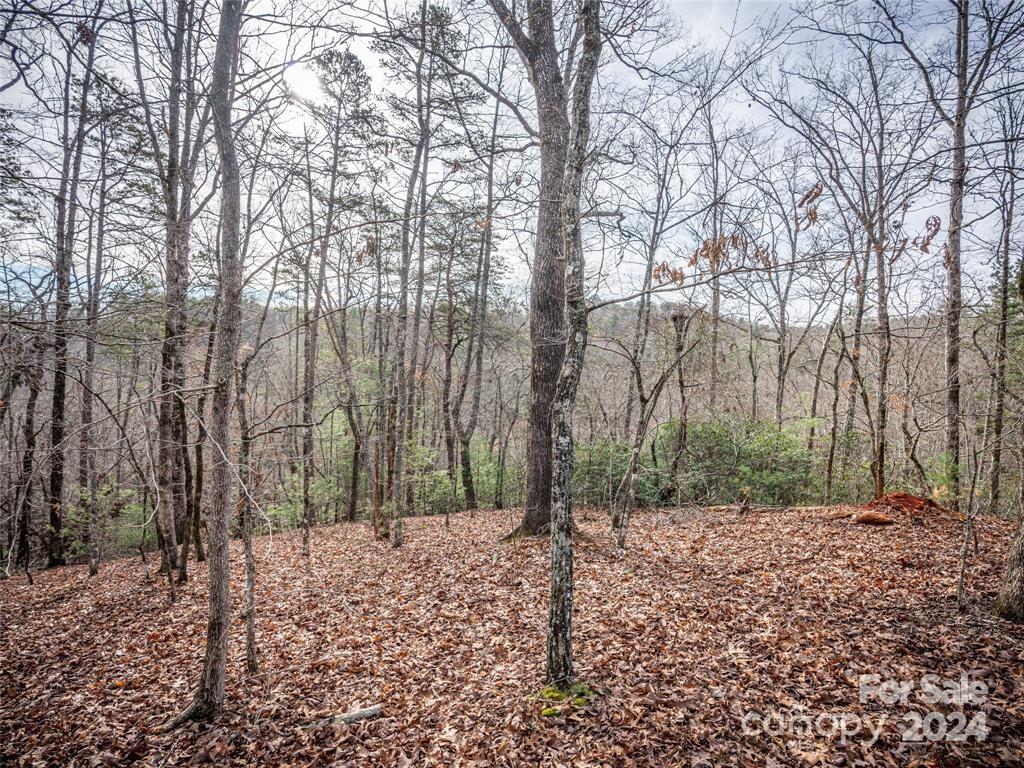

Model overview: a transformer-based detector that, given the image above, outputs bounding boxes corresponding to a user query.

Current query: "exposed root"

[502,523,549,542]
[161,692,220,732]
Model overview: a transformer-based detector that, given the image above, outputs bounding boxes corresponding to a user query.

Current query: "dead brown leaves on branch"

[1,508,1022,766]
[653,233,773,288]
[653,181,831,288]
[795,180,823,232]
[913,215,942,254]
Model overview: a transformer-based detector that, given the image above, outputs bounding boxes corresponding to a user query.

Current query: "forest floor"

[2,505,1023,767]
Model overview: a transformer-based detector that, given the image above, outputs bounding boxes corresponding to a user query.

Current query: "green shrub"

[572,439,631,506]
[736,424,815,506]
[652,418,814,506]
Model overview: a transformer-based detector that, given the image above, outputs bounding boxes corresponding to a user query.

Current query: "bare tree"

[169,0,242,726]
[46,1,102,568]
[865,0,1024,509]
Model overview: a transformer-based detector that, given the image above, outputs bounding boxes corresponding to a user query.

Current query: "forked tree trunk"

[614,356,685,548]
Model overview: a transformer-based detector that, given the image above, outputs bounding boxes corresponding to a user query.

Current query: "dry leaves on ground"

[1,506,1022,766]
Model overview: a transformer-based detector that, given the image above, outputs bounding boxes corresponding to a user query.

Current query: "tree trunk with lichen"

[546,0,601,690]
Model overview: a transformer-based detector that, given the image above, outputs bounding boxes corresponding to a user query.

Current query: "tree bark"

[82,133,108,576]
[170,0,242,725]
[389,0,432,545]
[995,526,1024,622]
[546,0,600,689]
[236,373,259,675]
[15,344,43,569]
[452,77,502,512]
[489,0,571,538]
[988,116,1015,513]
[47,8,100,567]
[188,300,218,568]
[301,110,342,558]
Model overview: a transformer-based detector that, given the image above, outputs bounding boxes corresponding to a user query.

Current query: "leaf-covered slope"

[2,508,1022,766]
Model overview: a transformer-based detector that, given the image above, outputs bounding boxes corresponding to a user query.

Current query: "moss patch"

[535,682,597,716]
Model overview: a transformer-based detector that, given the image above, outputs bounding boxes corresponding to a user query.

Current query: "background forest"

[2,0,1022,572]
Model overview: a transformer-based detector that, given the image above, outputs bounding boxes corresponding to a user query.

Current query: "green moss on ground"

[535,682,596,716]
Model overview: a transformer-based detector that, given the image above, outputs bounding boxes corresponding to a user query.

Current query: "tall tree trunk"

[170,0,242,725]
[389,1,431,545]
[441,254,458,498]
[870,58,892,500]
[873,235,891,499]
[188,299,218,567]
[546,0,600,689]
[454,77,502,512]
[824,322,845,503]
[988,123,1015,513]
[494,0,570,538]
[16,346,43,569]
[670,312,690,503]
[83,139,107,576]
[301,116,341,558]
[326,266,377,530]
[47,9,100,567]
[944,1,969,512]
[153,0,194,591]
[236,370,259,674]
